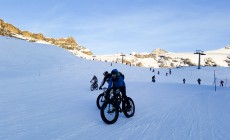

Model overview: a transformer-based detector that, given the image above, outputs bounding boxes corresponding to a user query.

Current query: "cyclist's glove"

[106,89,111,94]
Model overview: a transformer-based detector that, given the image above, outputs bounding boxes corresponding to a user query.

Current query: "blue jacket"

[108,75,125,90]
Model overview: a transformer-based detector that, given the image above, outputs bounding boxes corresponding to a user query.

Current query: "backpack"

[118,72,125,80]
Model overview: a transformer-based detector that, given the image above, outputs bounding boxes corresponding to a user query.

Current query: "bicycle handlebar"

[101,87,107,91]
[101,87,120,94]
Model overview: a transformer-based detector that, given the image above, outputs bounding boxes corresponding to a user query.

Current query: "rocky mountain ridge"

[93,47,230,68]
[0,19,92,56]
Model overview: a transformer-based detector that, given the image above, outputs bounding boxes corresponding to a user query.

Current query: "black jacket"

[100,74,111,87]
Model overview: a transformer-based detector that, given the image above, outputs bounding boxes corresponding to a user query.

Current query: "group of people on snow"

[151,68,171,83]
[150,68,225,87]
[91,68,226,98]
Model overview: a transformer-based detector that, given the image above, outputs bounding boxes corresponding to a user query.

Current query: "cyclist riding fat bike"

[105,69,130,110]
[90,75,98,87]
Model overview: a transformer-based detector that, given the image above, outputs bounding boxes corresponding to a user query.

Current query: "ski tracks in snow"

[116,84,230,140]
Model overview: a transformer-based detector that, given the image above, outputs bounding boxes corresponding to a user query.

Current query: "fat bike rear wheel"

[95,84,98,90]
[123,97,135,118]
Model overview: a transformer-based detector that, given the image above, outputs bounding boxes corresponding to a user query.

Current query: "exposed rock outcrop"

[152,48,168,54]
[0,19,93,55]
[225,44,230,49]
[204,58,217,66]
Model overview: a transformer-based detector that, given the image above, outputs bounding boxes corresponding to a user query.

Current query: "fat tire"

[123,97,135,118]
[95,84,98,90]
[96,93,105,109]
[90,84,94,91]
[100,101,119,124]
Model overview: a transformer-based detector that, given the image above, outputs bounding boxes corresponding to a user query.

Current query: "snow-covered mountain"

[93,47,230,68]
[1,18,230,68]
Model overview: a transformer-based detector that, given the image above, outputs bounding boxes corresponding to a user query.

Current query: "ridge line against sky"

[1,0,230,55]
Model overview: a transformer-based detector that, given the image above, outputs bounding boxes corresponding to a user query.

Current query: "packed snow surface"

[0,36,230,140]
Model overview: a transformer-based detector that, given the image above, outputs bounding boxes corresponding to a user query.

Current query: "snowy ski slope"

[0,36,230,140]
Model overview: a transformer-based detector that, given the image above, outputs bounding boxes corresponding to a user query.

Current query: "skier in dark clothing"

[220,80,224,87]
[183,78,186,84]
[99,71,111,90]
[152,75,156,82]
[197,78,201,85]
[169,69,171,75]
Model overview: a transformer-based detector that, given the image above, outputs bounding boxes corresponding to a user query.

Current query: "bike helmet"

[111,69,118,75]
[103,71,108,76]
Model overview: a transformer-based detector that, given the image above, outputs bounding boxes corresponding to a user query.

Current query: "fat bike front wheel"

[100,101,119,124]
[96,93,105,109]
[90,84,94,91]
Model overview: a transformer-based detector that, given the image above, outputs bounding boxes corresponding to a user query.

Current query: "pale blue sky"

[1,0,230,54]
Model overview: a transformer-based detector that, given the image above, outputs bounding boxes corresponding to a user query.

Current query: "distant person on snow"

[169,69,172,75]
[183,78,186,84]
[152,75,156,82]
[99,71,111,90]
[197,78,201,85]
[220,80,224,87]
